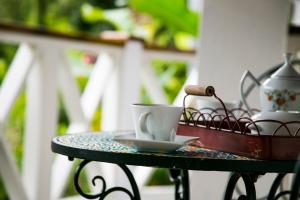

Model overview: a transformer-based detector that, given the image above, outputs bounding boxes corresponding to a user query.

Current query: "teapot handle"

[240,70,260,116]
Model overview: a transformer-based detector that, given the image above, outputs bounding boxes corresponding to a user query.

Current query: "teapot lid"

[271,53,300,80]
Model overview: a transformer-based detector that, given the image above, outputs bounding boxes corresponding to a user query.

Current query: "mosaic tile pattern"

[55,132,136,153]
[53,132,250,160]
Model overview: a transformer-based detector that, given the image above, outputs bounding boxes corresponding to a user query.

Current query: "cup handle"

[139,112,154,140]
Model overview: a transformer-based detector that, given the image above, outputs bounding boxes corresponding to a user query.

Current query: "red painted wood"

[177,124,300,160]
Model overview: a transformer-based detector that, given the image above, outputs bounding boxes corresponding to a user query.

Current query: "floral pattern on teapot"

[264,89,299,110]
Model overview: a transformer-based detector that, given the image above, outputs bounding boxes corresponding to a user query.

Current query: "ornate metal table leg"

[267,170,300,200]
[224,173,240,200]
[290,160,300,200]
[169,169,190,200]
[74,160,141,200]
[267,173,287,200]
[224,173,257,200]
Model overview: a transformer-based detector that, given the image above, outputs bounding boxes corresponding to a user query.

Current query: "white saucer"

[114,133,198,153]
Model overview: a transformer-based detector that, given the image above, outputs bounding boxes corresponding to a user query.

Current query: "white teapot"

[240,53,300,115]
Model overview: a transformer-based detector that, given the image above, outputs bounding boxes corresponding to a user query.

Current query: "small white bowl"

[249,111,300,136]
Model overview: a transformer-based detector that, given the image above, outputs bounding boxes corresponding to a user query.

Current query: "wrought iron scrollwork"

[225,172,300,200]
[273,161,300,200]
[290,160,300,200]
[169,169,190,200]
[74,160,141,200]
[267,173,287,200]
[224,173,257,200]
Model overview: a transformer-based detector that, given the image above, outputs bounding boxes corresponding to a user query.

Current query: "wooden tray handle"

[184,85,215,96]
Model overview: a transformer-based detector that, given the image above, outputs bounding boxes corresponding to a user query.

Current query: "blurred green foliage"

[45,0,118,34]
[0,0,197,198]
[129,0,199,48]
[147,168,172,186]
[153,60,187,103]
[0,178,8,200]
[0,44,18,84]
[5,93,26,169]
[130,0,198,36]
[0,0,36,24]
[141,60,187,104]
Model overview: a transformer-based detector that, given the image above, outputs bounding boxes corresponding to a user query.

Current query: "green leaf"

[129,0,199,35]
[80,3,104,23]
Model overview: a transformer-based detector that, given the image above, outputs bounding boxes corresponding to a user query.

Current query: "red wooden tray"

[177,123,300,160]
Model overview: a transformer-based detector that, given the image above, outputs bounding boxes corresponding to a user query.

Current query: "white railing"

[0,23,197,200]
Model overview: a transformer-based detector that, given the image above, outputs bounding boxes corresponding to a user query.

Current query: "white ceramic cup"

[131,104,183,141]
[249,111,300,136]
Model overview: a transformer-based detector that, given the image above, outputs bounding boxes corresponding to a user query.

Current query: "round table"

[51,131,298,200]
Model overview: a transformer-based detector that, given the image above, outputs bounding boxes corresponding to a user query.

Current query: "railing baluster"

[0,132,28,200]
[0,43,34,123]
[0,43,35,200]
[51,51,115,198]
[23,46,59,200]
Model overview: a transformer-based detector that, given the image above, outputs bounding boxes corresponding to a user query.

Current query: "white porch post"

[191,0,290,199]
[102,40,143,131]
[116,40,143,130]
[23,45,58,200]
[101,40,143,196]
[51,51,115,199]
[51,50,89,199]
